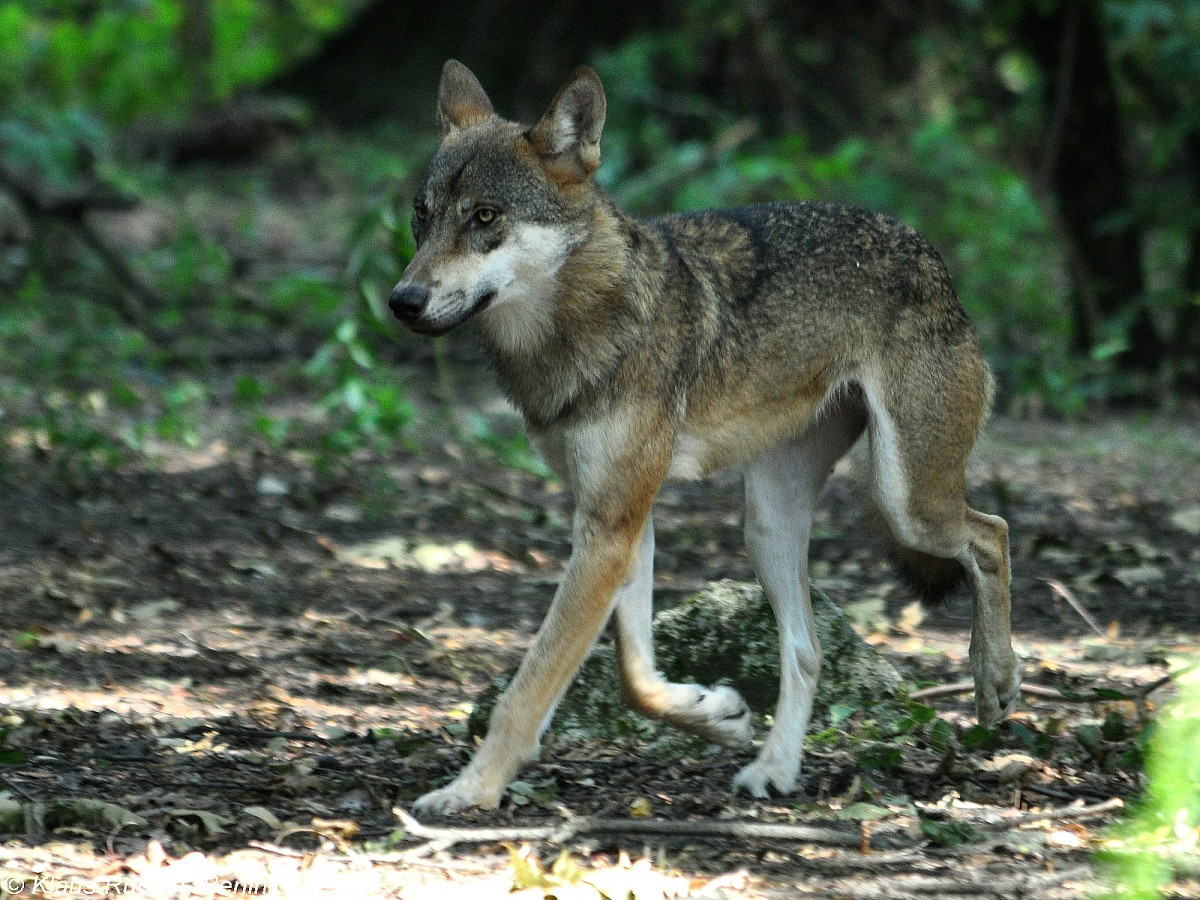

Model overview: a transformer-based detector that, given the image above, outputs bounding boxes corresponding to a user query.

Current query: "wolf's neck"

[476,203,650,428]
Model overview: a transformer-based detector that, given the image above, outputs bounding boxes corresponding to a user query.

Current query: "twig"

[179,721,332,744]
[247,840,311,859]
[613,119,759,209]
[394,807,871,852]
[795,850,926,870]
[1137,660,1200,699]
[1044,579,1106,638]
[462,471,559,514]
[248,837,465,864]
[909,681,1064,701]
[908,681,973,701]
[0,774,36,801]
[793,864,1092,899]
[1021,782,1106,804]
[0,162,168,341]
[918,797,1123,830]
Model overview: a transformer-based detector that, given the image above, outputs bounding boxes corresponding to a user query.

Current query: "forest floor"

[1,377,1199,897]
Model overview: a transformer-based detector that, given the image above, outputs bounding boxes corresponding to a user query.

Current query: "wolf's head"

[390,61,607,346]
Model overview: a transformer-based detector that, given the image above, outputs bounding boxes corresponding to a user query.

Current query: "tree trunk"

[179,0,216,109]
[1176,135,1200,390]
[1017,0,1162,375]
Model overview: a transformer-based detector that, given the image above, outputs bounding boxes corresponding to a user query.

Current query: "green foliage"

[466,414,553,479]
[0,0,430,470]
[919,816,980,848]
[1,0,1196,485]
[303,317,414,457]
[0,0,351,122]
[1098,667,1200,898]
[0,723,26,766]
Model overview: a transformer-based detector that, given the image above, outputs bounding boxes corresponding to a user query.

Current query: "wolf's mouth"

[408,290,497,337]
[471,290,497,316]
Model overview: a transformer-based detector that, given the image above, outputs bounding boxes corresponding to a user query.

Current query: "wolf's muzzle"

[388,282,431,323]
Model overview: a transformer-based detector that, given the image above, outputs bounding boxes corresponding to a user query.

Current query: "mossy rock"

[469,580,902,742]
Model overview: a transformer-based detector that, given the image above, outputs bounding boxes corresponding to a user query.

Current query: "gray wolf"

[391,60,1020,815]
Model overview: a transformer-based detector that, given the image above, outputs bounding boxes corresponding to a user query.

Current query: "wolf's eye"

[474,207,497,226]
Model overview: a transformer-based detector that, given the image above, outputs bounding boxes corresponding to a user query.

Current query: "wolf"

[391,60,1021,815]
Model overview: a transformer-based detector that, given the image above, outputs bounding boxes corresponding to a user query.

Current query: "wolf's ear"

[528,66,606,183]
[437,60,495,139]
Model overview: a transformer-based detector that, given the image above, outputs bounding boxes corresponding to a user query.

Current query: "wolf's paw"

[732,757,799,798]
[666,684,753,747]
[973,651,1022,728]
[411,773,502,817]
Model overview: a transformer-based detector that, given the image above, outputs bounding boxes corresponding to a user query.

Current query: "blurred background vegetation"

[0,0,1197,478]
[1,4,1197,889]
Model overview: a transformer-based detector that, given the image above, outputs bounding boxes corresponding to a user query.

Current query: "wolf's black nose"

[389,283,430,320]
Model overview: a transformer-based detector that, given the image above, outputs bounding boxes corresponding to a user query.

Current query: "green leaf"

[858,743,903,772]
[962,724,1001,751]
[919,817,978,848]
[13,631,39,650]
[838,802,890,821]
[170,809,230,835]
[1101,712,1131,742]
[829,704,858,725]
[1075,723,1103,754]
[234,376,266,406]
[928,718,956,754]
[906,703,938,725]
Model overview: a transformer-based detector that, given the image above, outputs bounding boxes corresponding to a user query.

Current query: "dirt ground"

[1,392,1198,898]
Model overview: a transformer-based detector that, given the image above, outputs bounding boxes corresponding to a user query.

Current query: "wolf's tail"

[889,544,967,605]
[860,498,968,605]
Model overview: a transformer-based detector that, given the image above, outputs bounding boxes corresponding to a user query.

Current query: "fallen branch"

[795,849,926,870]
[248,837,462,866]
[246,840,309,859]
[1021,782,1112,804]
[909,681,1064,702]
[998,796,1124,828]
[0,774,36,801]
[793,864,1092,899]
[918,797,1123,829]
[394,807,872,853]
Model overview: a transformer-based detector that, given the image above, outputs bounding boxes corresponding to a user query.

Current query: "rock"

[469,580,902,742]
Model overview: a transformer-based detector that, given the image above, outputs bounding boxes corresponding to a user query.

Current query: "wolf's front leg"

[613,516,753,746]
[413,412,672,815]
[731,416,861,797]
[412,524,643,814]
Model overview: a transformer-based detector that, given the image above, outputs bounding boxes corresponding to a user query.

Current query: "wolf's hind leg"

[962,508,1019,725]
[861,362,1020,726]
[733,405,864,797]
[613,516,753,746]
